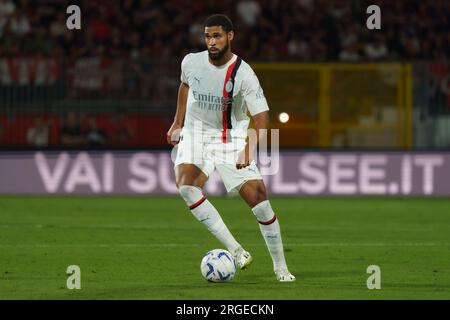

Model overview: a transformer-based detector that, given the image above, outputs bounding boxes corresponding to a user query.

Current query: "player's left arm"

[237,69,270,169]
[236,111,269,169]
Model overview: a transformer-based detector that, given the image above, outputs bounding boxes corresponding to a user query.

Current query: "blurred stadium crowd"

[0,0,449,62]
[0,0,449,148]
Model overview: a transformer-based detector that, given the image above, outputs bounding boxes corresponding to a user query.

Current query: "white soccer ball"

[200,249,236,282]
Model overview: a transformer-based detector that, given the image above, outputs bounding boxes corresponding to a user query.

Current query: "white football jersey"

[180,50,269,143]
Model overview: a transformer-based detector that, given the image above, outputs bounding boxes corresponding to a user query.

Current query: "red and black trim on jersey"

[221,56,242,143]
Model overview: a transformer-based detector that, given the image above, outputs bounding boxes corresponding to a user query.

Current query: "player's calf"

[252,200,295,279]
[178,185,241,254]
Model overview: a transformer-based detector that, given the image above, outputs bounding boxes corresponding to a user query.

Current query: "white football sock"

[179,185,241,253]
[252,200,288,271]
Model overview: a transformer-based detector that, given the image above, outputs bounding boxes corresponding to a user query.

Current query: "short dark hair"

[204,14,234,32]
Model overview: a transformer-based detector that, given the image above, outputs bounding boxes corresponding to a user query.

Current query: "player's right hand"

[166,123,182,146]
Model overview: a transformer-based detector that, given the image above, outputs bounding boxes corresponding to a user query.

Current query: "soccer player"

[166,14,295,282]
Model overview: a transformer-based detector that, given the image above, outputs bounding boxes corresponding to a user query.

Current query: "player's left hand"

[236,144,253,169]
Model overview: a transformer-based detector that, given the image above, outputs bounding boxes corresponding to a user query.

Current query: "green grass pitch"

[0,196,449,299]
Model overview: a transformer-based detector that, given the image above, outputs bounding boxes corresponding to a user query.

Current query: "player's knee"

[252,185,267,206]
[178,185,204,205]
[240,181,267,207]
[175,174,202,189]
[175,176,184,188]
[256,190,267,204]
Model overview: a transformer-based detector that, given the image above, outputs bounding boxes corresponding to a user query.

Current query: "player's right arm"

[166,82,189,146]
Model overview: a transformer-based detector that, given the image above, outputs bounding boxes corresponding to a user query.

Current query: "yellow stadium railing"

[251,63,413,148]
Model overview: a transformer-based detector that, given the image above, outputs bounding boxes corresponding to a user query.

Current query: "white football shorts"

[173,131,263,192]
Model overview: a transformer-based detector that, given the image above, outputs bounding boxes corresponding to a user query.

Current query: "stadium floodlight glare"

[279,112,289,123]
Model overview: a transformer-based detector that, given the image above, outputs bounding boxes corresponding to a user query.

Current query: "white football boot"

[275,268,296,282]
[232,247,253,270]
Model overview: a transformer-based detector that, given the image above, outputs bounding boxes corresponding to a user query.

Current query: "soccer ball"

[200,249,236,282]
